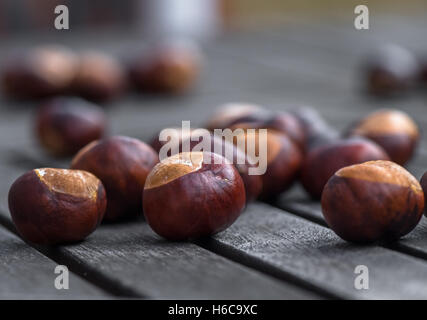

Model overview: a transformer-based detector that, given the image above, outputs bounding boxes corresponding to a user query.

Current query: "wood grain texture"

[205,203,427,299]
[0,226,108,299]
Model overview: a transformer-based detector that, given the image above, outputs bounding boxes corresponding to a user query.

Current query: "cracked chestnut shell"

[300,138,389,199]
[363,44,418,96]
[322,160,424,243]
[1,46,78,99]
[72,51,126,102]
[143,152,245,240]
[233,130,302,199]
[35,97,107,157]
[71,136,159,221]
[8,168,106,245]
[348,109,419,165]
[129,42,201,94]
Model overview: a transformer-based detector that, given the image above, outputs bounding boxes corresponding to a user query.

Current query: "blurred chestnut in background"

[36,97,107,157]
[301,138,389,199]
[1,46,78,99]
[233,130,302,199]
[420,172,427,217]
[128,42,202,94]
[205,102,266,131]
[229,111,305,149]
[290,107,339,152]
[363,44,418,96]
[143,152,245,240]
[72,51,126,102]
[8,168,106,245]
[347,109,419,165]
[71,136,159,221]
[322,160,424,243]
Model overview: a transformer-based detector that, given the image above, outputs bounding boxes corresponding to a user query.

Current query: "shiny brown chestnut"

[72,51,126,102]
[290,106,339,152]
[71,136,159,221]
[233,130,302,199]
[128,42,201,94]
[35,97,107,157]
[181,133,263,202]
[322,160,424,243]
[348,109,419,165]
[8,168,106,245]
[1,46,78,99]
[363,44,418,96]
[143,152,246,240]
[300,138,389,199]
[205,102,266,132]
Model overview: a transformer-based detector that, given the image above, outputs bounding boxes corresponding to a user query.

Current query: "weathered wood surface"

[1,16,427,299]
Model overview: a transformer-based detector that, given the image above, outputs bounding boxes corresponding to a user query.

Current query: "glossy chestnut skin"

[363,44,418,96]
[35,97,107,157]
[72,51,126,102]
[300,138,389,199]
[290,107,339,152]
[1,46,78,99]
[143,152,246,240]
[233,130,302,199]
[229,111,305,149]
[205,103,266,132]
[8,168,106,245]
[128,42,201,94]
[322,160,424,243]
[348,109,419,165]
[71,136,159,221]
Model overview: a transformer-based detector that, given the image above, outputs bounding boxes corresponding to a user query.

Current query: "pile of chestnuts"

[6,98,427,246]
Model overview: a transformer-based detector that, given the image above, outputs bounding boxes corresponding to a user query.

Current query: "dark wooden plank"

[201,202,427,299]
[0,226,108,299]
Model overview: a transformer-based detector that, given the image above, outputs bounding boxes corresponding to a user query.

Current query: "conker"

[290,107,339,152]
[71,136,159,221]
[300,138,389,199]
[363,44,418,96]
[128,42,201,94]
[72,51,126,102]
[233,130,302,199]
[35,97,107,157]
[322,160,424,243]
[205,102,266,132]
[143,152,246,240]
[8,168,106,245]
[1,46,78,99]
[348,109,419,165]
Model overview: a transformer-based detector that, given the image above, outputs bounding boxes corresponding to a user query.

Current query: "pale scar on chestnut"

[35,168,99,199]
[145,152,204,189]
[335,160,422,193]
[352,110,418,137]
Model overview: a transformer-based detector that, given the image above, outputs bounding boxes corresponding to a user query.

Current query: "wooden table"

[1,16,427,300]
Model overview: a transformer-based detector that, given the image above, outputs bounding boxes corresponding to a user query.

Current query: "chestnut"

[128,42,201,94]
[205,102,266,132]
[35,97,107,157]
[229,111,305,149]
[321,160,424,243]
[1,45,78,99]
[8,168,106,245]
[300,138,389,199]
[143,152,246,240]
[348,109,419,165]
[72,51,126,102]
[363,44,418,96]
[290,107,339,152]
[71,136,159,221]
[232,130,302,199]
